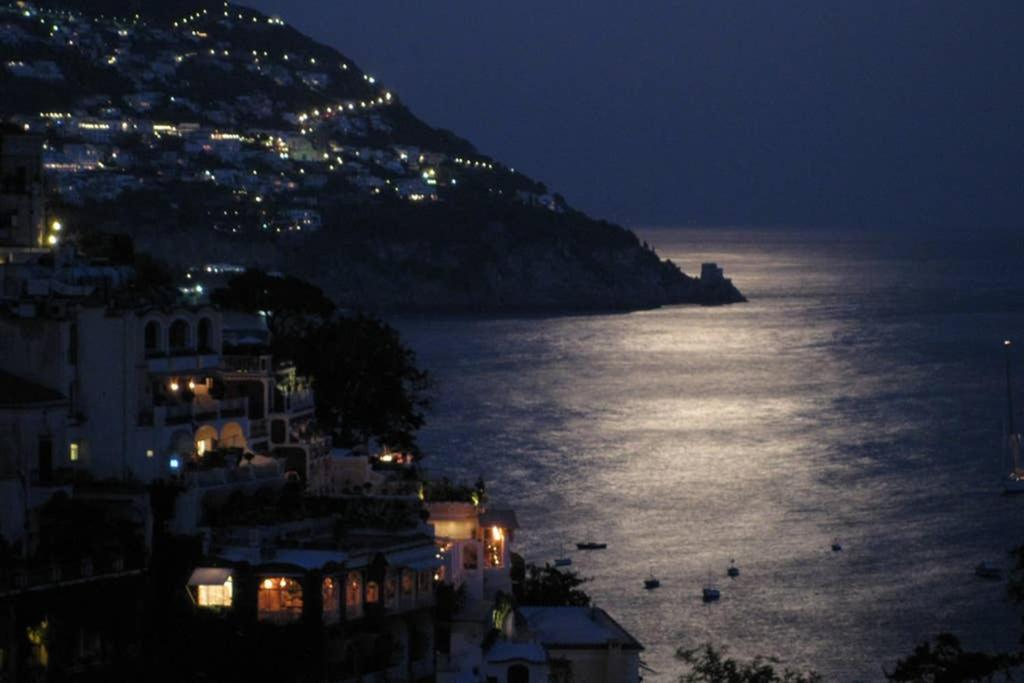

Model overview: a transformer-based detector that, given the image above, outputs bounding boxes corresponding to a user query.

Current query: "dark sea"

[393,226,1024,682]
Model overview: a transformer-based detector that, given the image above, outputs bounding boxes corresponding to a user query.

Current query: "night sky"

[241,1,1023,230]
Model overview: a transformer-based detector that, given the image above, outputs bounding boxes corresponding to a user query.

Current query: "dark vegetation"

[677,645,822,683]
[212,269,431,451]
[510,555,591,608]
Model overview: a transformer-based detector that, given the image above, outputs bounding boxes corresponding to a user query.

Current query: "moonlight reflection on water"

[395,227,1024,681]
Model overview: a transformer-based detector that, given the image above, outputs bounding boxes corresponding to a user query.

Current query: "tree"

[211,268,334,339]
[884,633,1020,682]
[514,563,591,607]
[677,645,822,683]
[212,270,431,451]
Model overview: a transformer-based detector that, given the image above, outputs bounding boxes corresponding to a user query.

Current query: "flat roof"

[0,372,66,408]
[519,606,644,651]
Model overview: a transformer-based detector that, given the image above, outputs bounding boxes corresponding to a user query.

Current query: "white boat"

[975,561,1003,579]
[1002,341,1024,494]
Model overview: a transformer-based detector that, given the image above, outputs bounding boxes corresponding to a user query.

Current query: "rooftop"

[0,371,66,408]
[518,606,644,651]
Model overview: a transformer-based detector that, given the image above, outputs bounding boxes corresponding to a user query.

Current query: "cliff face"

[1,0,744,311]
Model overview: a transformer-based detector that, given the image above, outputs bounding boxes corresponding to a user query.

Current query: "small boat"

[554,557,572,567]
[975,561,1003,579]
[576,542,607,550]
[643,571,660,590]
[727,560,740,578]
[831,538,843,552]
[702,573,720,602]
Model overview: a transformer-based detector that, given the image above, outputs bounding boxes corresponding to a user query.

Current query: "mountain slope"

[0,0,744,310]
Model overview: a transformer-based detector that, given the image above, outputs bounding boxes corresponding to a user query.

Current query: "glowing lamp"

[169,380,180,392]
[187,379,196,390]
[51,220,62,232]
[263,579,274,590]
[169,458,180,469]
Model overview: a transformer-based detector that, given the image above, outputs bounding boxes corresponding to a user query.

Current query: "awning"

[385,545,444,571]
[188,567,233,586]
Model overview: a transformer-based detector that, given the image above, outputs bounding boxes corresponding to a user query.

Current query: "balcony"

[145,398,249,427]
[146,349,221,373]
[222,354,270,374]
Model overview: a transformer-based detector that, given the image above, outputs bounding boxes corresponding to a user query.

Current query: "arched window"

[508,664,530,683]
[197,317,213,351]
[322,577,340,624]
[365,581,379,604]
[144,320,161,354]
[346,572,363,618]
[257,577,303,624]
[168,319,190,351]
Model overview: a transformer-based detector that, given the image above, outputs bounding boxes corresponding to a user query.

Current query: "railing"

[222,355,268,373]
[151,398,249,426]
[284,390,315,413]
[0,552,144,596]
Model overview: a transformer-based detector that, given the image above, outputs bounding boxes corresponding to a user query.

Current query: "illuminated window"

[258,577,303,624]
[401,570,414,595]
[69,442,79,462]
[322,577,340,624]
[485,526,505,568]
[146,449,154,458]
[198,577,233,608]
[346,571,363,617]
[365,581,379,604]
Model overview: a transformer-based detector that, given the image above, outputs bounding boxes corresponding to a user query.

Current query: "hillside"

[0,0,744,310]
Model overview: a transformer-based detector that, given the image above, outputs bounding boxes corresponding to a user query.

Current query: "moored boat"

[702,573,720,602]
[576,542,607,550]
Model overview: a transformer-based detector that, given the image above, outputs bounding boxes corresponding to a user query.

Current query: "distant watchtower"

[700,262,725,283]
[0,127,46,248]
